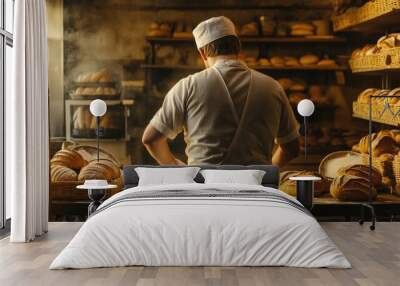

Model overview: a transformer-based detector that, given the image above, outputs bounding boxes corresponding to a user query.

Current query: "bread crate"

[353,102,400,126]
[333,0,400,32]
[349,47,400,73]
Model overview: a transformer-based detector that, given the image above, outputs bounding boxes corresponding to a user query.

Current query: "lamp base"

[296,180,314,210]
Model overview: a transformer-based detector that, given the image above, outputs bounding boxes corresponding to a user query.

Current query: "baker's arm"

[272,137,300,168]
[142,125,186,165]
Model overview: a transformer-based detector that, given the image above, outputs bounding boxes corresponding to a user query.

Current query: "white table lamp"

[89,99,107,162]
[297,99,315,160]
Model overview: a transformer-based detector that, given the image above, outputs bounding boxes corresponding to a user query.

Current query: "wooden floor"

[0,222,399,286]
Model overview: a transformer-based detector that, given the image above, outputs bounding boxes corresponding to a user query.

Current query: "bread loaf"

[240,22,259,36]
[372,89,389,105]
[372,135,398,157]
[352,143,360,153]
[330,175,377,201]
[317,59,336,66]
[270,56,285,67]
[258,58,270,66]
[289,83,306,92]
[51,149,87,170]
[358,133,376,154]
[73,107,92,129]
[51,165,78,182]
[389,129,400,145]
[357,133,397,156]
[377,33,400,50]
[299,54,319,65]
[357,88,378,104]
[78,159,121,181]
[336,164,382,187]
[277,78,294,91]
[291,22,314,31]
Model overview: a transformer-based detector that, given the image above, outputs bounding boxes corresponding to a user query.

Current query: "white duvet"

[50,183,351,269]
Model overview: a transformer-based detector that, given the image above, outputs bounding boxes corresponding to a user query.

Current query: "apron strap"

[212,66,254,164]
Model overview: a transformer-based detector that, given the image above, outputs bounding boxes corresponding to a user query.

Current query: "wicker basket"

[353,102,400,125]
[333,0,400,31]
[349,47,400,73]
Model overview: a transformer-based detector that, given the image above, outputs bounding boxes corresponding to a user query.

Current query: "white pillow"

[200,169,266,185]
[135,167,200,186]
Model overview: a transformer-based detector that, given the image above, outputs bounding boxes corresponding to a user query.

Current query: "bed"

[50,165,350,269]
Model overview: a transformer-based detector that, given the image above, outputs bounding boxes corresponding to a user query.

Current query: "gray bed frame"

[123,165,279,189]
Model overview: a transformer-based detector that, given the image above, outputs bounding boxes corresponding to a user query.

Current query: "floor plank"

[0,222,399,286]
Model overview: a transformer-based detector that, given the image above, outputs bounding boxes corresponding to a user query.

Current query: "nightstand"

[289,176,321,210]
[77,182,117,216]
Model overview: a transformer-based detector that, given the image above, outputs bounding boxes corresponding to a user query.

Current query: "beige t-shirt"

[150,59,300,165]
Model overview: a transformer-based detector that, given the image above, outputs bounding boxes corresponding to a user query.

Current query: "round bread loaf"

[317,59,336,66]
[78,159,121,181]
[149,22,159,30]
[258,58,270,66]
[290,29,314,36]
[270,56,285,66]
[289,83,306,92]
[336,164,382,187]
[291,23,314,31]
[330,175,377,201]
[51,165,78,182]
[351,48,362,59]
[299,54,319,65]
[51,149,87,170]
[285,58,300,66]
[277,78,294,91]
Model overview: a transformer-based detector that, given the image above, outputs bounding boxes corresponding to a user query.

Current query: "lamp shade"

[297,99,315,117]
[90,99,107,117]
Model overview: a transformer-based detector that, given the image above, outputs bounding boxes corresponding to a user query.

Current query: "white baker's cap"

[192,16,238,49]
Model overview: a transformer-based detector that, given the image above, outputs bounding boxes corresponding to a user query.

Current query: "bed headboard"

[123,165,279,189]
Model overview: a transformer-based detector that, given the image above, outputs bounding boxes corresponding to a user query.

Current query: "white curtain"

[8,0,49,242]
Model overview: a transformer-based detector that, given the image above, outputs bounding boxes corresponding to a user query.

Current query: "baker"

[142,16,300,166]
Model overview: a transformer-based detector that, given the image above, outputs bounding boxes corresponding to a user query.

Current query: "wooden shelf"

[332,0,400,32]
[353,112,400,127]
[141,64,348,71]
[146,36,347,44]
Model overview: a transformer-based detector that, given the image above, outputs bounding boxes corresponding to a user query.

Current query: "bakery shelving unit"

[332,0,400,33]
[142,34,349,163]
[332,0,400,229]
